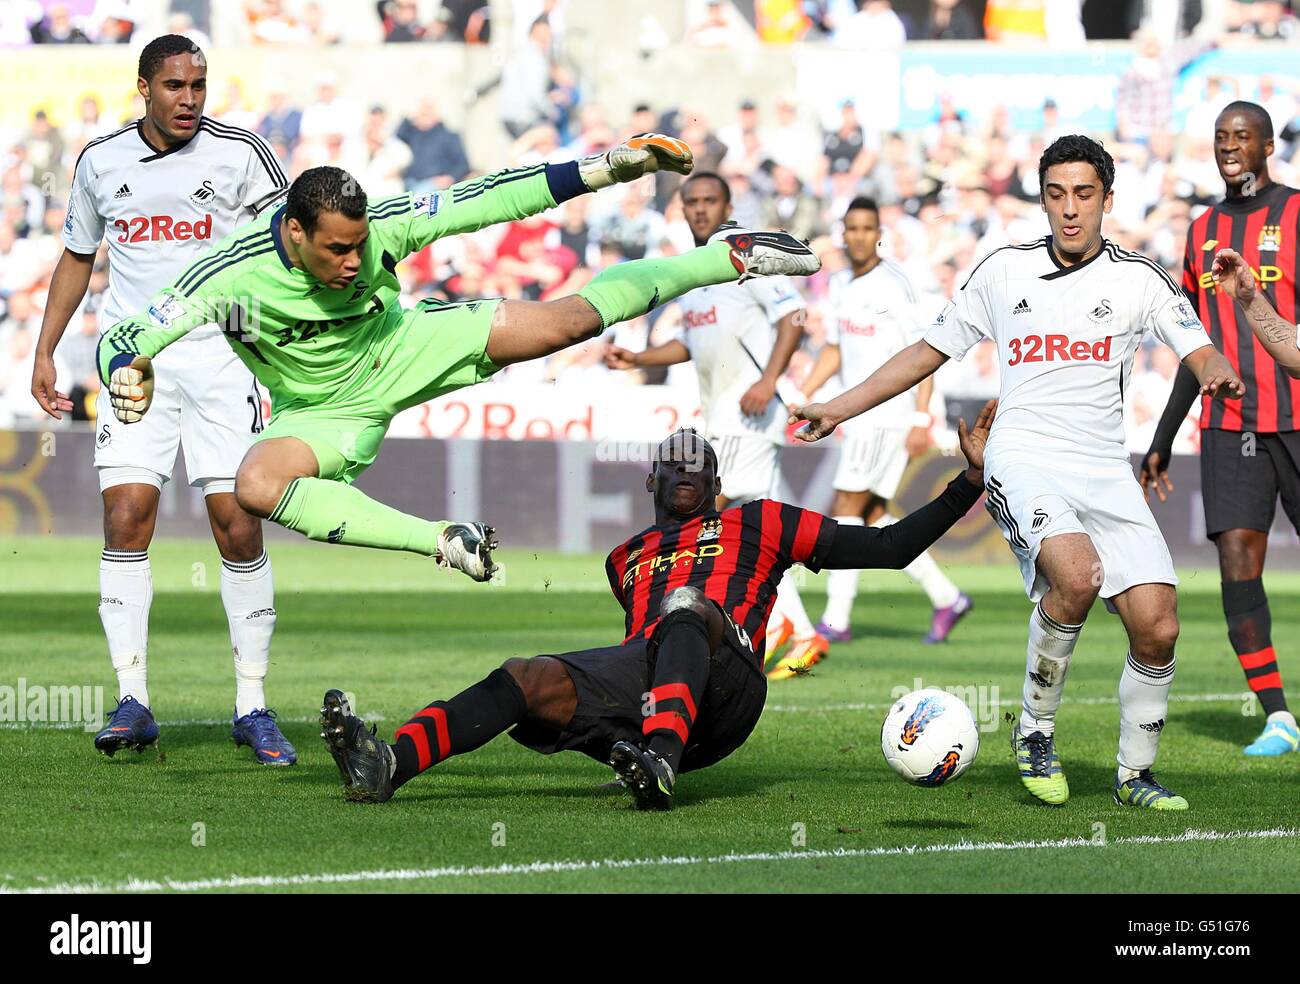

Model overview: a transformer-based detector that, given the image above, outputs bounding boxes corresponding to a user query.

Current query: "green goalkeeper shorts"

[255,298,501,483]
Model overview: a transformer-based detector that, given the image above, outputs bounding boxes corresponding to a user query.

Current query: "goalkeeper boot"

[1011,722,1069,805]
[320,689,394,803]
[1243,711,1299,756]
[608,740,675,811]
[578,133,694,189]
[710,224,821,282]
[232,707,297,766]
[436,522,499,582]
[1113,769,1189,810]
[93,695,159,756]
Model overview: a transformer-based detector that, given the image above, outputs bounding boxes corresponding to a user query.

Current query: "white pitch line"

[765,692,1252,713]
[0,713,387,732]
[4,827,1295,895]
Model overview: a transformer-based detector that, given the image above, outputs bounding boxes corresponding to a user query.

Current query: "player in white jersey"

[793,137,1244,810]
[30,36,294,764]
[606,171,826,679]
[801,197,971,645]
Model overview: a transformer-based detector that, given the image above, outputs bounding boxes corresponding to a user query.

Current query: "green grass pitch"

[1,536,1297,893]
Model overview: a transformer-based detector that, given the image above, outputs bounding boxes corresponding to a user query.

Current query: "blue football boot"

[1244,712,1299,756]
[94,695,160,756]
[232,708,298,765]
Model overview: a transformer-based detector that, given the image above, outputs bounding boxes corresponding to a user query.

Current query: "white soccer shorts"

[982,448,1177,602]
[710,433,780,505]
[832,427,910,499]
[95,336,263,493]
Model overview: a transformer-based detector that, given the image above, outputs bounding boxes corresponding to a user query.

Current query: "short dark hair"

[1038,134,1115,195]
[1216,100,1274,140]
[681,170,731,204]
[844,195,879,218]
[284,167,368,236]
[138,34,204,82]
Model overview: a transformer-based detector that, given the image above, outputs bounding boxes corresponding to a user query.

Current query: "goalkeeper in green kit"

[99,135,820,580]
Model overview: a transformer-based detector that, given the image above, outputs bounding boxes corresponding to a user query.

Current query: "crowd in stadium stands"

[1,0,1299,452]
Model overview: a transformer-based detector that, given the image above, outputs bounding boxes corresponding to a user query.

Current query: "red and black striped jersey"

[1183,182,1300,433]
[605,500,836,661]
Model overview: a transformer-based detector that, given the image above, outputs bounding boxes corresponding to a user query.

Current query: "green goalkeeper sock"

[577,241,738,329]
[269,478,447,556]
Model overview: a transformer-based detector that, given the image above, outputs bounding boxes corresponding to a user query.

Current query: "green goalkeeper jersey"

[98,163,557,405]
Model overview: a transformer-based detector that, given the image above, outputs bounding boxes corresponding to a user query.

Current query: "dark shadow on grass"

[882,818,976,831]
[1175,707,1260,747]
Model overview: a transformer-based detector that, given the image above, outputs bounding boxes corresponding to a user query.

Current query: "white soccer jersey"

[924,237,1212,463]
[674,277,805,443]
[64,117,288,339]
[827,259,925,432]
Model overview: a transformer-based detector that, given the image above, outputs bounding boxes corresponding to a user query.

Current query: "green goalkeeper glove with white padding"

[578,133,694,191]
[108,355,154,424]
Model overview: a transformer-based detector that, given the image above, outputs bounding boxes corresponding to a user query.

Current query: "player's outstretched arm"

[1214,246,1300,379]
[821,399,995,570]
[791,338,947,442]
[605,339,691,370]
[392,135,693,258]
[1140,365,1198,503]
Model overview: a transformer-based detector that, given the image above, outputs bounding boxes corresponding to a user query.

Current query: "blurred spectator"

[258,81,303,159]
[686,0,754,47]
[818,100,875,190]
[89,0,137,43]
[213,80,261,131]
[500,17,556,138]
[25,111,66,202]
[58,307,103,421]
[168,11,212,49]
[832,0,909,48]
[31,4,91,44]
[435,0,491,43]
[398,99,471,191]
[756,0,812,41]
[760,166,824,241]
[245,0,316,44]
[1224,0,1297,38]
[718,101,767,173]
[342,107,413,197]
[590,180,668,261]
[72,96,114,144]
[299,72,362,142]
[302,2,342,44]
[379,0,428,42]
[513,0,564,47]
[923,0,982,39]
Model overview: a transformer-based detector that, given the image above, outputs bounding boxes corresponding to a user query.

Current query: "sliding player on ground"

[801,196,971,645]
[1142,100,1300,756]
[793,136,1244,810]
[605,171,825,681]
[30,35,293,764]
[98,141,821,581]
[320,413,993,809]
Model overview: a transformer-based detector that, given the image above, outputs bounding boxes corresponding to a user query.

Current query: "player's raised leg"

[1011,532,1097,806]
[321,657,574,802]
[1110,583,1188,809]
[94,480,161,755]
[1217,531,1298,755]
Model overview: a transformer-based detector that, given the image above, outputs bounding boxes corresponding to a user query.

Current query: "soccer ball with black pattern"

[881,688,979,786]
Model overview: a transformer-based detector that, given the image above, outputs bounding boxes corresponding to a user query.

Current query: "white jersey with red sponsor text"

[673,277,804,444]
[64,117,287,342]
[923,237,1213,464]
[827,258,925,433]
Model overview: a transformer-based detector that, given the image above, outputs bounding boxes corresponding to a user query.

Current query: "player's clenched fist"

[579,134,694,191]
[109,356,155,424]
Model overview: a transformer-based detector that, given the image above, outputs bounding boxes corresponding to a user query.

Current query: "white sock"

[821,516,863,631]
[772,570,815,639]
[871,513,961,609]
[221,552,277,718]
[100,549,152,707]
[1020,602,1082,736]
[1118,651,1175,780]
[1269,709,1297,729]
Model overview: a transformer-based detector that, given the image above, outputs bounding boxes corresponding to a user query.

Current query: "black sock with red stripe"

[1223,577,1289,715]
[391,667,528,789]
[643,609,712,775]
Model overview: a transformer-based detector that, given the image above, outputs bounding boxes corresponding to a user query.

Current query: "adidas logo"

[1013,298,1031,315]
[1140,718,1165,733]
[113,183,132,200]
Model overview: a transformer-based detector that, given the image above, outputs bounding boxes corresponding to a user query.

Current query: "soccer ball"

[880,688,980,786]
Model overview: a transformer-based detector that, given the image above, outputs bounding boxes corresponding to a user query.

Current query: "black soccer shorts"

[1201,428,1300,538]
[508,611,767,774]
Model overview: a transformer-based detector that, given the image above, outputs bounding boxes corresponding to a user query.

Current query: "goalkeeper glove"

[109,356,154,424]
[578,133,694,191]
